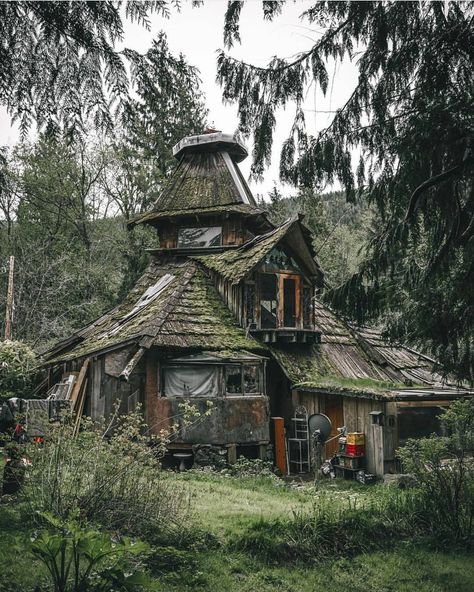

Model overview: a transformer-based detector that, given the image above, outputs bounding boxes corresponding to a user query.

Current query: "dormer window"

[177,226,222,248]
[245,246,316,336]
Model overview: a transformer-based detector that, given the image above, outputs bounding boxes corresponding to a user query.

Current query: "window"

[162,361,264,398]
[177,227,222,248]
[259,273,304,329]
[283,277,297,327]
[260,274,278,328]
[398,407,445,445]
[243,365,259,394]
[225,366,242,395]
[163,365,219,397]
[263,247,301,272]
[226,364,262,396]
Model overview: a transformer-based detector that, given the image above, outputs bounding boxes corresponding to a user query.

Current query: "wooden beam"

[119,347,146,382]
[73,378,88,437]
[272,417,286,474]
[69,358,90,412]
[397,400,453,408]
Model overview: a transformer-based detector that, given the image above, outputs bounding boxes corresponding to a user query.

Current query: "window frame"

[161,361,264,399]
[258,272,303,329]
[177,226,223,249]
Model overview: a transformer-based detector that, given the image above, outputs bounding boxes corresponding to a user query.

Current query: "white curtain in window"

[164,365,219,397]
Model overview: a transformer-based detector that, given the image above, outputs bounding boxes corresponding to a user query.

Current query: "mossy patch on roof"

[195,221,294,284]
[269,343,414,399]
[129,203,265,227]
[44,258,263,364]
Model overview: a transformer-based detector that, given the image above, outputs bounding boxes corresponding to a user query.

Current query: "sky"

[0,0,358,198]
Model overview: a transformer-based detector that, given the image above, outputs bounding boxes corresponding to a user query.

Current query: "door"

[323,395,344,458]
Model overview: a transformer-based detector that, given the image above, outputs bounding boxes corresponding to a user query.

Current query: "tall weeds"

[234,488,429,564]
[21,409,193,545]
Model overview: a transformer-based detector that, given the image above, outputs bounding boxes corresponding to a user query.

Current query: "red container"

[346,443,365,456]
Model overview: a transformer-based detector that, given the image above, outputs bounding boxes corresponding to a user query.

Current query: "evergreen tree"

[0,1,171,134]
[218,1,474,381]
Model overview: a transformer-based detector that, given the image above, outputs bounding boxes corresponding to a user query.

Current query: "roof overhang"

[173,132,248,162]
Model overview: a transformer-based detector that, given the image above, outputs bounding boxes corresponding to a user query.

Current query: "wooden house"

[42,131,472,476]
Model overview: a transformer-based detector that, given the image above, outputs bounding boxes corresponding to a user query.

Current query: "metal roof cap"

[172,131,248,162]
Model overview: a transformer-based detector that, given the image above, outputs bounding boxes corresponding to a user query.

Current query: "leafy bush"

[32,512,152,592]
[228,457,276,478]
[21,409,194,546]
[0,340,36,400]
[398,397,474,543]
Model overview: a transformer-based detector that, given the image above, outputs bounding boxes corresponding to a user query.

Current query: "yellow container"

[347,432,365,445]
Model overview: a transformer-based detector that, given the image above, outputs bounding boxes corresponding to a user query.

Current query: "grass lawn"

[1,470,473,591]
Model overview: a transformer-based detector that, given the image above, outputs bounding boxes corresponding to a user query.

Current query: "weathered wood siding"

[86,349,145,421]
[291,390,389,476]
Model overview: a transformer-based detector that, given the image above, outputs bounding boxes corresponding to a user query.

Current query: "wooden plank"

[396,400,453,408]
[73,378,88,437]
[69,358,90,411]
[383,401,398,464]
[272,417,286,474]
[372,423,384,477]
[343,398,358,432]
[324,395,344,458]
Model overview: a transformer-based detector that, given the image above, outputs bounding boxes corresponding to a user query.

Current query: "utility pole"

[5,255,14,340]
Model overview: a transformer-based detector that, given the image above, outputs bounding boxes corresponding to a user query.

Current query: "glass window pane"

[243,365,259,394]
[263,247,301,272]
[225,366,242,395]
[283,278,296,327]
[178,227,222,248]
[260,274,277,328]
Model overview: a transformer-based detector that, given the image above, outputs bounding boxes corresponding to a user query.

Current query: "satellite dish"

[308,413,332,443]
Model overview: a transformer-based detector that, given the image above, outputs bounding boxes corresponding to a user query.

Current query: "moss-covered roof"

[43,258,263,364]
[130,150,259,228]
[270,299,454,399]
[195,218,322,284]
[129,203,266,228]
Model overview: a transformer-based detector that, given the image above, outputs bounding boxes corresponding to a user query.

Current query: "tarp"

[164,366,219,397]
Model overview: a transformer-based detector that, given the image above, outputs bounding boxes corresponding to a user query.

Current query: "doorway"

[322,395,344,458]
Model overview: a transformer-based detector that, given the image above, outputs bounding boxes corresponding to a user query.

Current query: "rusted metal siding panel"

[149,396,270,445]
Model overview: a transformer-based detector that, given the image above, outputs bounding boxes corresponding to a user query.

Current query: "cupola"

[129,131,272,252]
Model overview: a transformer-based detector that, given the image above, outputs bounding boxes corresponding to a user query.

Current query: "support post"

[272,417,286,474]
[372,423,385,477]
[5,255,14,340]
[227,443,237,465]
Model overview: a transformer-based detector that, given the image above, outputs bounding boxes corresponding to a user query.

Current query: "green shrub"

[0,340,36,400]
[228,457,276,478]
[398,397,474,543]
[31,512,153,592]
[21,410,194,546]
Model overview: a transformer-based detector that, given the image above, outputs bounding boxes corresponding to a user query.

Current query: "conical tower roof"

[129,131,266,228]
